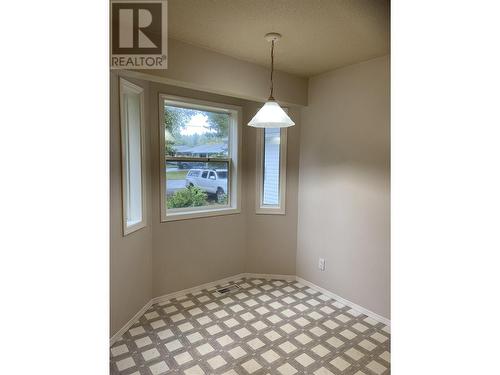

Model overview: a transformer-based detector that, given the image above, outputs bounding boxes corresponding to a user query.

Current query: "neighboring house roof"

[174,143,227,155]
[173,145,193,153]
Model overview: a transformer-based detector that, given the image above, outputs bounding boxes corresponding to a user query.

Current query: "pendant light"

[248,33,295,128]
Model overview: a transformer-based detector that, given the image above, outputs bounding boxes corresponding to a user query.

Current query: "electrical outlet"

[318,258,326,271]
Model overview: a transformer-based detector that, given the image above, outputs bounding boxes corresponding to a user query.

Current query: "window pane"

[166,161,229,209]
[164,104,229,158]
[124,91,143,226]
[263,128,281,206]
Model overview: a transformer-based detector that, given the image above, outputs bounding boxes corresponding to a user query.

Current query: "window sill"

[256,207,286,215]
[162,207,240,222]
[123,221,146,236]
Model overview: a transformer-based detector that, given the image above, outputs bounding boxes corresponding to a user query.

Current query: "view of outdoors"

[164,104,231,210]
[262,128,281,206]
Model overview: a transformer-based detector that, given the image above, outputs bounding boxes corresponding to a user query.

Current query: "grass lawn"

[166,170,188,180]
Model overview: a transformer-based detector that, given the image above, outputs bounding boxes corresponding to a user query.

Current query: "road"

[166,179,186,195]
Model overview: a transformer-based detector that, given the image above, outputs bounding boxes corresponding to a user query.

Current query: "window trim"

[158,94,242,222]
[255,127,288,215]
[119,78,147,235]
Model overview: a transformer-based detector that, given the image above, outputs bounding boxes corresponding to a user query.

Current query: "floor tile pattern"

[110,278,390,374]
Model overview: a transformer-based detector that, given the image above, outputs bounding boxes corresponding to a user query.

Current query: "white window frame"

[256,126,287,215]
[159,94,242,222]
[119,78,147,235]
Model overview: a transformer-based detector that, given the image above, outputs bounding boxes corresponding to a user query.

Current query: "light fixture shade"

[248,100,295,128]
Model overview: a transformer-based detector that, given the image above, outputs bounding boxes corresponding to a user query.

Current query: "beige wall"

[111,44,389,336]
[148,83,302,297]
[243,105,301,276]
[131,38,308,106]
[110,73,153,336]
[149,83,247,297]
[111,39,307,336]
[297,56,390,318]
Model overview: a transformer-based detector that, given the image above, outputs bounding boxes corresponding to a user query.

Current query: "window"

[120,79,146,234]
[256,127,287,214]
[159,95,242,221]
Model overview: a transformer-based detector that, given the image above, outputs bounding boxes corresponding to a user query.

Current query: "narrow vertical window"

[120,79,146,234]
[256,126,287,214]
[263,128,281,205]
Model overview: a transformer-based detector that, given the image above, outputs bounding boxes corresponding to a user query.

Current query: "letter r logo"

[110,0,167,69]
[112,2,162,54]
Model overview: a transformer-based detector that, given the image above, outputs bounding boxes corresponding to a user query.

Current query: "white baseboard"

[110,299,153,346]
[243,273,296,282]
[151,273,246,305]
[295,276,390,327]
[110,273,390,346]
[110,274,247,346]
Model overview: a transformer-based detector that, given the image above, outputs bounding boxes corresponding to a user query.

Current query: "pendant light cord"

[269,40,275,100]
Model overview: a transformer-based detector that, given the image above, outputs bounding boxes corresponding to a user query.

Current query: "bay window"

[159,95,241,221]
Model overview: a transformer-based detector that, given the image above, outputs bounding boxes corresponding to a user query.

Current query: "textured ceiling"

[168,0,390,77]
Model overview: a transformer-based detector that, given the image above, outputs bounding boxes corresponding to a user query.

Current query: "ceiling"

[168,0,390,77]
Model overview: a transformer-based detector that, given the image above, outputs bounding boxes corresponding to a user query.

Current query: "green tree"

[205,112,229,139]
[164,106,196,155]
[163,106,230,156]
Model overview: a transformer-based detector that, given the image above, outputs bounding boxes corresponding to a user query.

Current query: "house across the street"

[173,143,227,158]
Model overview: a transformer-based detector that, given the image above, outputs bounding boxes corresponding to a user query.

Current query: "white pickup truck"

[185,169,228,200]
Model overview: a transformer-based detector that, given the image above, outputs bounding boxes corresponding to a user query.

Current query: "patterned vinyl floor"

[110,277,390,375]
